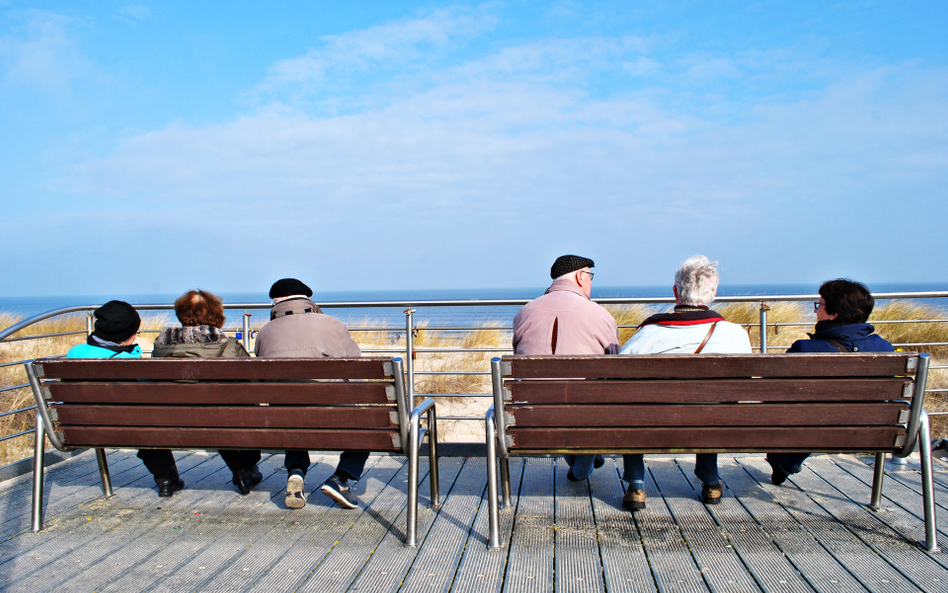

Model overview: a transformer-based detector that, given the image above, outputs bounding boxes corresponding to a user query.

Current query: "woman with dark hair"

[153,290,263,495]
[766,279,894,484]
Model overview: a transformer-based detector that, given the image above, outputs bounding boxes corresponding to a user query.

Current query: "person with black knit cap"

[513,255,620,483]
[254,278,365,510]
[67,301,186,498]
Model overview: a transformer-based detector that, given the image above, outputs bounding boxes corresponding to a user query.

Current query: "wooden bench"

[26,356,439,547]
[485,353,938,551]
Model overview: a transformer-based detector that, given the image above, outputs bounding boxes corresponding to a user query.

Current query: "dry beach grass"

[1,300,947,463]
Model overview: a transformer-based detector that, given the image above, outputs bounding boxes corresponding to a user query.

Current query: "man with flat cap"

[67,301,186,498]
[254,278,366,510]
[512,255,620,482]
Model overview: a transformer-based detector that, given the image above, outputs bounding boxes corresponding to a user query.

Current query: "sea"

[2,283,948,330]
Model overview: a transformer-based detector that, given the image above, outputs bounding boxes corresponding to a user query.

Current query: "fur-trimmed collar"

[154,325,230,346]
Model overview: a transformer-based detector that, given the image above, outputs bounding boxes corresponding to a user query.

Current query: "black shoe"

[566,468,580,482]
[320,475,358,509]
[593,455,605,469]
[233,465,263,495]
[766,454,788,486]
[157,477,185,498]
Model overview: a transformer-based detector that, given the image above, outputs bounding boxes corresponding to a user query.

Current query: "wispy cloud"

[0,10,93,94]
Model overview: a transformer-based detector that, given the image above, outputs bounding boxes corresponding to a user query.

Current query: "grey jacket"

[152,326,250,359]
[254,298,361,358]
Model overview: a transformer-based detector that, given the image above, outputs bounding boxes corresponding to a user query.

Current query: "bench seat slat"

[507,402,908,427]
[508,426,905,451]
[53,405,395,429]
[37,357,390,381]
[506,353,914,379]
[507,378,910,403]
[48,382,392,405]
[59,427,400,451]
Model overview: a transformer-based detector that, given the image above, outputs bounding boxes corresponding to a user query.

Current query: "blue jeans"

[622,453,720,489]
[771,452,810,475]
[284,450,370,481]
[563,454,604,480]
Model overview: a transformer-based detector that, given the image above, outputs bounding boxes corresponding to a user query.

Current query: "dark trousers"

[285,449,370,481]
[137,449,178,482]
[218,449,262,474]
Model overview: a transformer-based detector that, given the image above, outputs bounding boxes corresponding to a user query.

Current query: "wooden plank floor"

[0,450,946,592]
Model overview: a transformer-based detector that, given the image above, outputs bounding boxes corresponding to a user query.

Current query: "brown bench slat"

[59,427,400,451]
[506,377,910,404]
[47,382,393,405]
[53,405,395,429]
[36,357,391,381]
[505,353,915,379]
[507,402,908,427]
[508,426,906,451]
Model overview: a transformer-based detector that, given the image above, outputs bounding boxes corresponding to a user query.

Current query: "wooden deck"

[1,450,947,592]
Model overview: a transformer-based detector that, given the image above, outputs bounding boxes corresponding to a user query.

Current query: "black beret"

[269,278,313,299]
[93,300,141,343]
[551,255,595,279]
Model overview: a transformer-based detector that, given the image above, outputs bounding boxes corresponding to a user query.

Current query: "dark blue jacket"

[787,323,894,353]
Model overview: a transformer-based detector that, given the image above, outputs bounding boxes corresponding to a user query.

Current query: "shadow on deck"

[0,450,946,592]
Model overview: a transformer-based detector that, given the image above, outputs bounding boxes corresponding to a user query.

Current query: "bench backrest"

[29,357,410,454]
[491,353,928,457]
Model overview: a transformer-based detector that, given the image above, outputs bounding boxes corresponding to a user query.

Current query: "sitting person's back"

[766,279,893,485]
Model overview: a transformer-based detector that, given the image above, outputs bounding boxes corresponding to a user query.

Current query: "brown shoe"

[702,483,722,505]
[622,487,646,512]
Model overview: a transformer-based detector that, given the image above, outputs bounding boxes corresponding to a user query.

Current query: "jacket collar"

[638,305,725,328]
[271,297,324,320]
[809,322,876,342]
[544,279,590,301]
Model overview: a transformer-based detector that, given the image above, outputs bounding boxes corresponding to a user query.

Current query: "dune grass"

[2,300,947,461]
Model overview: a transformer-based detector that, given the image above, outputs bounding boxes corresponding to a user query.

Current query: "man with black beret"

[512,255,620,482]
[254,278,366,510]
[67,301,186,498]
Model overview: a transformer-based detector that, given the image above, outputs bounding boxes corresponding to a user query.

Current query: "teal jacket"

[67,343,142,359]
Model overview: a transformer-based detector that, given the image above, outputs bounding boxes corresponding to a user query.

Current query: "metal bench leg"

[95,448,113,498]
[870,452,886,510]
[918,412,940,552]
[31,413,46,533]
[427,405,440,509]
[486,406,502,549]
[500,456,511,508]
[406,424,422,548]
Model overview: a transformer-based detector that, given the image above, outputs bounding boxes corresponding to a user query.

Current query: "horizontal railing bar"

[414,348,512,353]
[415,393,492,398]
[0,331,86,343]
[0,383,29,394]
[437,416,484,421]
[415,371,491,376]
[0,360,28,369]
[0,405,37,418]
[0,430,33,442]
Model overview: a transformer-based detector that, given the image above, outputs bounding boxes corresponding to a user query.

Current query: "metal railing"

[2,290,948,450]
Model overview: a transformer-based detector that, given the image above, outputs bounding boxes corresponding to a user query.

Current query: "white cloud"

[0,11,93,94]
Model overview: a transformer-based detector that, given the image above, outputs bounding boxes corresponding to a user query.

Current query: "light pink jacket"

[513,281,620,355]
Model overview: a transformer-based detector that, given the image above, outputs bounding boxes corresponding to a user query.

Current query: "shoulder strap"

[694,322,718,354]
[823,338,851,353]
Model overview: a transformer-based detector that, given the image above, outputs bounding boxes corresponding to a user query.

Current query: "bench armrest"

[896,352,931,457]
[25,361,67,451]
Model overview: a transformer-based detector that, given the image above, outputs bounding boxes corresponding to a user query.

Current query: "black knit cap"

[269,278,313,299]
[551,254,595,279]
[92,300,141,343]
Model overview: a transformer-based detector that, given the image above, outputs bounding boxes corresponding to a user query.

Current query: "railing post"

[404,308,415,401]
[759,303,770,353]
[242,312,252,353]
[85,311,94,337]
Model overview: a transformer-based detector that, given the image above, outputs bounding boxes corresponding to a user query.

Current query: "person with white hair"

[618,255,751,510]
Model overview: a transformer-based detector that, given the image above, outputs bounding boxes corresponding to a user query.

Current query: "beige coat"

[513,281,620,355]
[254,298,361,358]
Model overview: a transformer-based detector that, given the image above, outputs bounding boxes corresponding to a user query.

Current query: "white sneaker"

[285,474,306,509]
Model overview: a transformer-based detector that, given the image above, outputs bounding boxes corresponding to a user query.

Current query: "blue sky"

[2,1,946,296]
